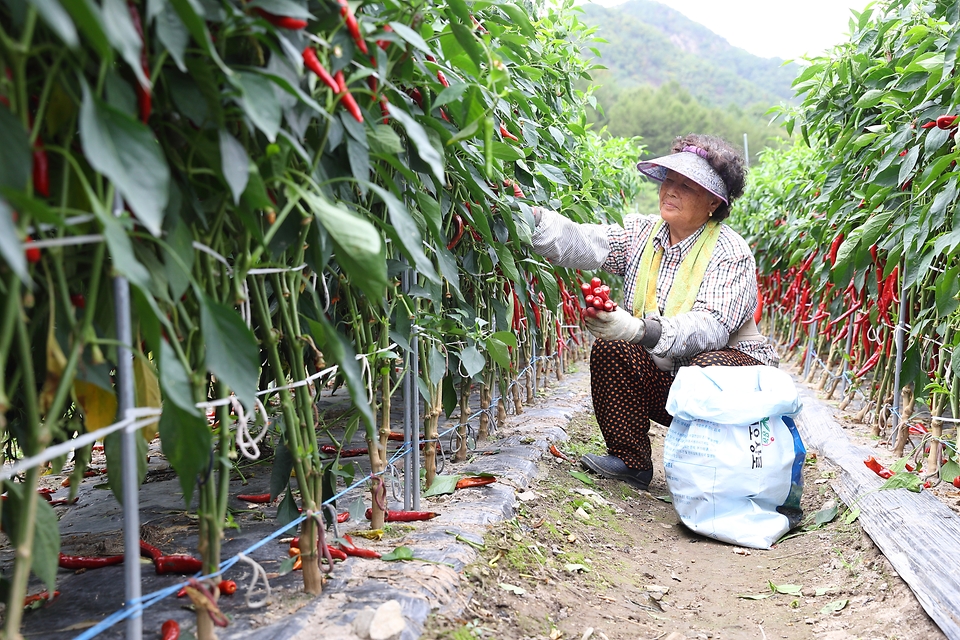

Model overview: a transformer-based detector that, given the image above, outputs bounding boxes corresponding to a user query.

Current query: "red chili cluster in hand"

[580,277,618,318]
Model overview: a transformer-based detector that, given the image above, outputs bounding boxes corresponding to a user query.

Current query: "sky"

[588,0,874,60]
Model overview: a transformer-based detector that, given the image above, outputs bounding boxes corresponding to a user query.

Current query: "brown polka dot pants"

[589,341,761,471]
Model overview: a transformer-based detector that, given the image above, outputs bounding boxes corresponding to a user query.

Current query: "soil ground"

[420,365,945,640]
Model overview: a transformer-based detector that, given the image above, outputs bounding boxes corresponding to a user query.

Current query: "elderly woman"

[531,134,778,491]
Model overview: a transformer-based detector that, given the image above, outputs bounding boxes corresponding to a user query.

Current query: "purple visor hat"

[636,146,728,204]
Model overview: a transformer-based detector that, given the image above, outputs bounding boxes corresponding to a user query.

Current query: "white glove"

[583,307,646,343]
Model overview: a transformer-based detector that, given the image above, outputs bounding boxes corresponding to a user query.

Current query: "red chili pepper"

[218,580,237,596]
[32,140,50,197]
[139,540,164,562]
[320,444,368,457]
[500,124,519,142]
[59,553,124,570]
[863,456,893,479]
[127,3,152,123]
[339,534,381,559]
[337,0,368,54]
[854,347,882,378]
[447,214,466,250]
[937,114,958,129]
[754,286,764,325]
[302,47,340,93]
[436,69,450,88]
[364,508,438,522]
[23,590,59,607]
[921,120,938,129]
[456,476,496,489]
[828,232,844,266]
[253,8,307,29]
[155,555,203,574]
[503,179,525,199]
[327,545,348,561]
[376,24,393,50]
[161,619,180,640]
[334,71,364,123]
[70,293,86,308]
[953,476,960,489]
[237,493,272,503]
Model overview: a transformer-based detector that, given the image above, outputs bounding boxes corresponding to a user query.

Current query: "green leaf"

[449,23,484,76]
[168,0,224,68]
[200,295,260,410]
[381,546,415,562]
[79,82,169,237]
[235,71,281,142]
[368,124,404,155]
[770,582,803,596]
[303,315,375,436]
[0,103,31,192]
[434,82,470,108]
[422,474,460,497]
[813,503,838,526]
[270,439,294,500]
[737,592,772,600]
[102,0,148,87]
[498,3,535,38]
[277,486,300,526]
[303,189,387,300]
[365,183,440,283]
[492,141,525,161]
[388,21,432,54]
[248,0,313,19]
[819,599,848,614]
[0,198,27,283]
[569,470,595,486]
[29,0,79,47]
[155,2,189,71]
[843,507,860,525]
[460,345,485,378]
[158,339,198,415]
[537,163,570,187]
[939,459,960,485]
[60,0,113,62]
[853,89,885,108]
[278,554,297,575]
[31,499,61,595]
[159,400,211,505]
[484,334,511,369]
[103,428,148,504]
[219,129,249,204]
[879,472,923,493]
[387,103,445,184]
[98,213,151,287]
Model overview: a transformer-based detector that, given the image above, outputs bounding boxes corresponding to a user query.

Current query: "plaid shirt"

[531,209,779,371]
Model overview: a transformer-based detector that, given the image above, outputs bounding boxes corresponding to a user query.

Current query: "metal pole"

[401,270,413,511]
[891,260,908,439]
[411,325,420,510]
[114,264,142,640]
[839,319,855,398]
[743,133,750,168]
[803,320,815,379]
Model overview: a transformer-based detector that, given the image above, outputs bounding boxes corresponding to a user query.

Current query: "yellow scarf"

[633,220,722,318]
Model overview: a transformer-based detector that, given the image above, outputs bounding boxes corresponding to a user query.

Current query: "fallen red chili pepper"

[59,553,124,570]
[23,590,59,607]
[549,443,573,462]
[237,493,272,503]
[139,540,164,562]
[953,475,960,489]
[863,456,894,479]
[365,508,438,522]
[456,476,497,489]
[218,580,237,596]
[339,533,381,559]
[337,511,350,523]
[302,47,340,93]
[253,8,307,29]
[327,545,348,561]
[338,0,368,54]
[155,555,203,575]
[161,619,180,640]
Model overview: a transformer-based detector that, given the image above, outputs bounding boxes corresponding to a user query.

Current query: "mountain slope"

[580,1,798,109]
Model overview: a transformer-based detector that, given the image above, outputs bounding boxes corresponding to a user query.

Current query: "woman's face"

[658,169,722,243]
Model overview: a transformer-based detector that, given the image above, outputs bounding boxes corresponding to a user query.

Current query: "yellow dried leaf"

[73,379,118,432]
[133,355,161,440]
[39,303,68,414]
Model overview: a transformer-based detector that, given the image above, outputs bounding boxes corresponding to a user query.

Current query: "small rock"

[805,618,816,625]
[352,607,376,639]
[369,600,406,640]
[663,633,687,640]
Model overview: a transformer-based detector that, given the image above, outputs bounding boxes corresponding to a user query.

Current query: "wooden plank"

[794,385,960,639]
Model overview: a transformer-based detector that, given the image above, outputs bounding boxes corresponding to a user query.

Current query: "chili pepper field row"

[0,0,642,637]
[731,0,960,492]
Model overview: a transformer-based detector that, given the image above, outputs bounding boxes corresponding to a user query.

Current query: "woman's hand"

[583,307,646,343]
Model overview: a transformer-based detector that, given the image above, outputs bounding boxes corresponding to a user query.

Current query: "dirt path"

[421,372,943,640]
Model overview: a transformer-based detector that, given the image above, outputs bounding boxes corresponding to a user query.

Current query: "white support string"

[29,234,105,249]
[0,410,161,482]
[233,396,271,461]
[237,553,271,609]
[247,264,306,275]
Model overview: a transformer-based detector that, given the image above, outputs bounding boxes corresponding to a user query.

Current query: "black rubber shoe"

[580,454,653,491]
